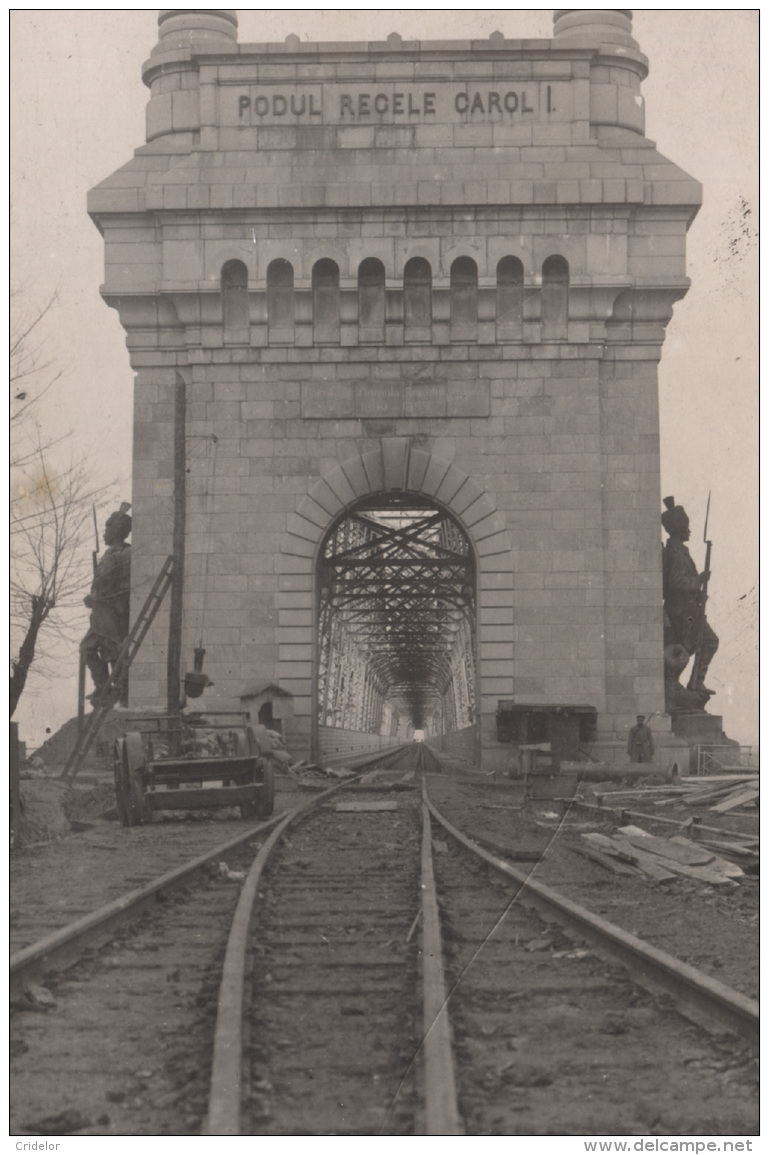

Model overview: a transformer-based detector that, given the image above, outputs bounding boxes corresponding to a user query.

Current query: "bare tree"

[11,289,62,458]
[10,428,101,715]
[10,291,107,716]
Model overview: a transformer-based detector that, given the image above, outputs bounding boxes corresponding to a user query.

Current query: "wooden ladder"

[61,556,175,780]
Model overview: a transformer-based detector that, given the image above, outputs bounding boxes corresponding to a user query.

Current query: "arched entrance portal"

[316,494,476,746]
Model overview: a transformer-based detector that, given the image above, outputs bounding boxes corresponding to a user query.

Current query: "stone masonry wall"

[90,12,701,770]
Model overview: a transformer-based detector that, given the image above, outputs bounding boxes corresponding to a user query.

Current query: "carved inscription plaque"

[222,81,573,127]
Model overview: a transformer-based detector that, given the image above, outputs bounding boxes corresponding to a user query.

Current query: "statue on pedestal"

[661,496,718,712]
[81,504,132,705]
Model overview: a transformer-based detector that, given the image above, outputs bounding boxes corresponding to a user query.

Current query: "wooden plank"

[661,858,742,884]
[565,799,758,842]
[334,800,400,812]
[695,838,759,859]
[610,840,738,884]
[612,841,736,885]
[681,775,758,785]
[681,778,758,805]
[592,832,736,885]
[669,838,746,878]
[617,826,715,866]
[596,786,689,796]
[680,786,744,805]
[581,834,677,881]
[569,843,641,877]
[614,827,743,882]
[711,787,759,814]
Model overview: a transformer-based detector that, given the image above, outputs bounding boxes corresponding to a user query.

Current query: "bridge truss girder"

[317,496,476,732]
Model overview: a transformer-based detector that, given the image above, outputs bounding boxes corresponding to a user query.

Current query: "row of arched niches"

[220,255,570,343]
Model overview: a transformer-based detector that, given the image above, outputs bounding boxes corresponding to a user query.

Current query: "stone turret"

[553,9,638,49]
[142,9,239,142]
[155,8,238,49]
[554,9,647,135]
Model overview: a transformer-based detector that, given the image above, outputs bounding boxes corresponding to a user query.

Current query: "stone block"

[361,447,385,491]
[285,513,323,544]
[282,532,316,559]
[381,438,410,490]
[279,644,313,663]
[405,447,431,492]
[277,609,313,629]
[277,660,312,681]
[418,454,451,498]
[435,464,469,506]
[481,677,515,696]
[295,494,333,529]
[477,532,513,559]
[338,454,370,497]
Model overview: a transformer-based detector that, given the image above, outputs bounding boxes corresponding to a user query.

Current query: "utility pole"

[167,371,186,726]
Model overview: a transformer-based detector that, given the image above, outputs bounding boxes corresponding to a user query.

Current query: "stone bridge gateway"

[88,9,701,772]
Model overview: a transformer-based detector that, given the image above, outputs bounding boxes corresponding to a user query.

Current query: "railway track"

[11,745,758,1136]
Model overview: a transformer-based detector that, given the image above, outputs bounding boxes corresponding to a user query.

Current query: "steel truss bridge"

[317,495,476,738]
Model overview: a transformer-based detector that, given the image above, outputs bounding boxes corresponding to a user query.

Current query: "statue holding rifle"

[81,503,132,705]
[661,495,718,711]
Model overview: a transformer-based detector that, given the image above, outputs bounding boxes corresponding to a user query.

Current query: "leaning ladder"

[61,556,175,780]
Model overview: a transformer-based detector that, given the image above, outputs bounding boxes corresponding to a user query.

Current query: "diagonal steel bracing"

[317,496,476,733]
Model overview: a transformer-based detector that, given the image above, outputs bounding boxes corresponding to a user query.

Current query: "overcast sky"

[10,10,758,749]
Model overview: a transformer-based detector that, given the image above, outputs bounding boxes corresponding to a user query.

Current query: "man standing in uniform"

[661,496,718,695]
[81,504,131,704]
[627,714,655,763]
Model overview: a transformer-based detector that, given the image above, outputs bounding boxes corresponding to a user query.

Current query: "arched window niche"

[267,258,295,342]
[312,259,340,343]
[450,256,478,338]
[358,258,385,342]
[403,257,432,342]
[541,255,569,340]
[221,259,249,335]
[496,256,524,340]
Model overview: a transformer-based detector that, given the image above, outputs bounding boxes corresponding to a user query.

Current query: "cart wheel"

[257,761,275,818]
[122,732,147,827]
[113,738,130,825]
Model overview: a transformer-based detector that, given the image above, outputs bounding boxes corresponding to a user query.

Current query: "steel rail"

[424,786,759,1048]
[419,778,462,1135]
[11,748,409,998]
[10,812,289,998]
[317,741,411,772]
[204,755,413,1135]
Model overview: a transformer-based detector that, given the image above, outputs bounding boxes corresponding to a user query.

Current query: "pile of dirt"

[31,711,148,777]
[13,710,140,847]
[66,783,118,822]
[14,778,73,848]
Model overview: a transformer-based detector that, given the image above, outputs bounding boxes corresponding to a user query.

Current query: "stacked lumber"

[590,774,759,815]
[592,784,688,806]
[685,829,759,875]
[578,824,746,885]
[676,774,759,813]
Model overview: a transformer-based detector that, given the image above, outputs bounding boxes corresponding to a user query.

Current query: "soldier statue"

[661,496,718,704]
[81,504,132,704]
